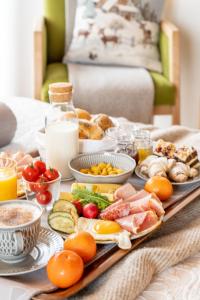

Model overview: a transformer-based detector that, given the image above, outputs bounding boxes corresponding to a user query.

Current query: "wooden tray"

[33,180,200,300]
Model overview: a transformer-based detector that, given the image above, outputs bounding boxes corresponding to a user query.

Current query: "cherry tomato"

[73,200,83,216]
[82,203,99,219]
[32,176,49,193]
[44,168,59,181]
[34,160,46,175]
[36,191,52,205]
[22,165,39,182]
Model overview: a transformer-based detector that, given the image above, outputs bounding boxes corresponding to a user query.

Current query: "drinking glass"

[0,158,17,200]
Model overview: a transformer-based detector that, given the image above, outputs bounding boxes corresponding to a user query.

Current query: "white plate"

[135,165,200,186]
[0,227,63,276]
[50,216,163,245]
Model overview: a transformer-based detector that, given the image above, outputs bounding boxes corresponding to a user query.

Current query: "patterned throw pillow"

[64,0,164,72]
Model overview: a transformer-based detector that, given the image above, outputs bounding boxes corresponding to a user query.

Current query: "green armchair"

[34,0,180,124]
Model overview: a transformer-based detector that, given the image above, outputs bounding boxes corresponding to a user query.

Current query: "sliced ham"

[114,183,136,200]
[100,202,131,220]
[101,199,123,213]
[116,211,159,234]
[125,190,149,202]
[149,196,165,217]
[129,194,165,217]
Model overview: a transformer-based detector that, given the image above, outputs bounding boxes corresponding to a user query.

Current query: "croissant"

[189,167,199,178]
[140,156,176,178]
[139,155,158,176]
[168,162,190,182]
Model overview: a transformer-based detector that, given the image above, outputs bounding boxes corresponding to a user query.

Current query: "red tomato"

[82,203,99,219]
[33,176,49,193]
[73,201,83,216]
[22,165,39,182]
[34,160,46,175]
[36,191,52,205]
[44,168,59,181]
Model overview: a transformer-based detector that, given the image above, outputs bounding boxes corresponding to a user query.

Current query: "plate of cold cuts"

[75,183,165,250]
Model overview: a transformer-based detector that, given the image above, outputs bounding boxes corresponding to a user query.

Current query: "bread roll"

[62,108,91,121]
[92,114,114,131]
[76,108,91,120]
[79,120,104,140]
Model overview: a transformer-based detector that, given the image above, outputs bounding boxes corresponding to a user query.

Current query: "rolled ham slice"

[116,211,158,234]
[114,183,136,200]
[129,194,165,217]
[125,190,149,202]
[100,202,131,220]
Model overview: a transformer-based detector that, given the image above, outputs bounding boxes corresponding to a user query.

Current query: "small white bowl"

[69,152,136,184]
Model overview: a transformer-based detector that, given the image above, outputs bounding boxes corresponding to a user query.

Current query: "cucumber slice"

[48,213,75,234]
[53,200,78,223]
[48,211,74,222]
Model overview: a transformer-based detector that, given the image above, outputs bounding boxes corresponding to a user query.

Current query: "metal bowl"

[69,152,136,184]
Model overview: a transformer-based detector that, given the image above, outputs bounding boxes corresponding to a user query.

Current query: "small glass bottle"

[45,82,79,180]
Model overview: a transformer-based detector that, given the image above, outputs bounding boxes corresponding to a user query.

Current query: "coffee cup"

[0,200,43,263]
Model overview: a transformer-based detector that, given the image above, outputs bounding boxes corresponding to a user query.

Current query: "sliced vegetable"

[48,211,74,222]
[52,200,78,223]
[48,212,75,234]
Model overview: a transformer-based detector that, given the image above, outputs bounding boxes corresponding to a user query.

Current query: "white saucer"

[0,227,63,276]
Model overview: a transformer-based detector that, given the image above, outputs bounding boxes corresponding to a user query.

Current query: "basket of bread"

[36,108,117,156]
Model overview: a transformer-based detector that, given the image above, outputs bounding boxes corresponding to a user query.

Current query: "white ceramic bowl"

[35,130,116,159]
[69,152,136,184]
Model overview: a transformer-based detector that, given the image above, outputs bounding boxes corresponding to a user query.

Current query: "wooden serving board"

[33,181,200,300]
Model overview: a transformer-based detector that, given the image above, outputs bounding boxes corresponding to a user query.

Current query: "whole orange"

[64,231,97,263]
[47,250,84,288]
[144,176,173,201]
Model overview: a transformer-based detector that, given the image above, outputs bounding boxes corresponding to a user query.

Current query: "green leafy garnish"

[72,188,110,210]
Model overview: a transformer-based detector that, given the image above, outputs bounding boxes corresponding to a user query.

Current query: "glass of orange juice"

[0,158,17,200]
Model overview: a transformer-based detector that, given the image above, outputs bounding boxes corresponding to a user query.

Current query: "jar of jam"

[133,130,153,164]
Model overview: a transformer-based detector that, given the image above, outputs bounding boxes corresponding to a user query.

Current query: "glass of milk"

[45,82,79,180]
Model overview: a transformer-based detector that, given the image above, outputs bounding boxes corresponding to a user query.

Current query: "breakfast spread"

[80,162,124,176]
[1,83,200,295]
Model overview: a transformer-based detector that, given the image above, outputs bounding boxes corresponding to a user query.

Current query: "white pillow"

[64,0,164,72]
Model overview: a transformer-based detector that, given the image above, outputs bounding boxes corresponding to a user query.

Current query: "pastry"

[174,146,200,169]
[168,162,190,183]
[92,114,114,131]
[79,120,104,140]
[154,139,176,158]
[76,108,91,120]
[139,155,176,178]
